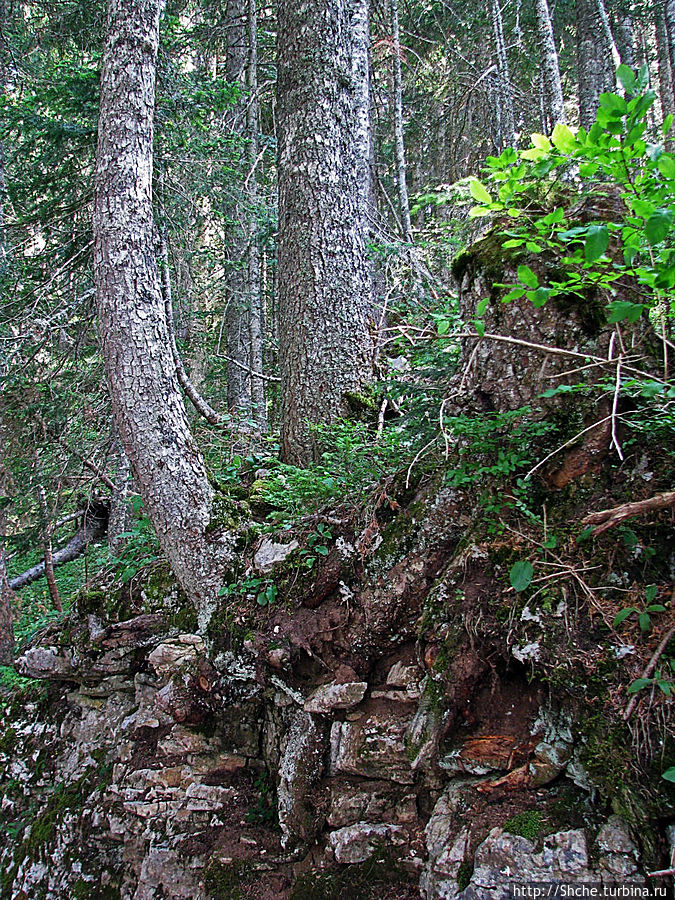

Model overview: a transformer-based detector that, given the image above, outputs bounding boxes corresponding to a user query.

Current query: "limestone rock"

[330,707,414,784]
[254,537,299,573]
[420,784,472,900]
[328,822,408,864]
[465,828,591,898]
[277,710,328,849]
[16,646,74,679]
[304,681,368,714]
[148,635,205,677]
[327,780,417,828]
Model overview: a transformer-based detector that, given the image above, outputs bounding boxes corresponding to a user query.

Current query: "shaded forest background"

[1,0,674,662]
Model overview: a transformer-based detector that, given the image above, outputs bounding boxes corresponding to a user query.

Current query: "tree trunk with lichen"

[277,0,375,466]
[93,0,231,610]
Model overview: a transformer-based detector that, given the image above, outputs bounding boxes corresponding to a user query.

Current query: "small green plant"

[613,585,666,633]
[219,576,278,607]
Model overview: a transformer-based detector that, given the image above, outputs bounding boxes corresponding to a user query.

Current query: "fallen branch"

[57,438,117,492]
[582,491,675,536]
[9,500,109,592]
[624,624,675,721]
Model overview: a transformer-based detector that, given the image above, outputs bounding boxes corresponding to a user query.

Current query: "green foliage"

[443,407,555,491]
[612,586,668,634]
[469,69,675,337]
[219,575,277,608]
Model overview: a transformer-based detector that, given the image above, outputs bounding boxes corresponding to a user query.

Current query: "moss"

[204,860,250,900]
[207,493,250,535]
[75,589,107,617]
[25,779,86,856]
[0,726,18,754]
[291,845,413,900]
[503,809,543,842]
[73,879,120,900]
[457,859,474,892]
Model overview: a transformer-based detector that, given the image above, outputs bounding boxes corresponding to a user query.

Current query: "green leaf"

[542,535,557,550]
[657,154,675,179]
[656,680,672,697]
[517,265,538,289]
[316,545,329,556]
[613,607,636,627]
[474,319,485,337]
[502,239,525,248]
[468,205,491,218]
[606,300,645,324]
[584,225,609,263]
[525,241,542,253]
[663,114,674,137]
[510,560,533,592]
[476,298,490,316]
[501,287,526,303]
[469,178,492,204]
[551,124,577,153]
[645,209,674,245]
[662,767,675,782]
[529,287,551,307]
[616,64,636,93]
[599,92,627,116]
[627,677,652,694]
[531,133,551,151]
[437,320,450,335]
[645,584,658,604]
[638,612,651,632]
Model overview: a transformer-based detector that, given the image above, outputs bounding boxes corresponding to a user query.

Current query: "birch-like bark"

[93,0,229,609]
[533,0,566,127]
[277,0,375,465]
[490,0,516,148]
[247,0,267,429]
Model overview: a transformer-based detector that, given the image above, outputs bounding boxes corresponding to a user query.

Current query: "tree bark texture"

[576,0,616,129]
[225,0,252,415]
[657,3,675,124]
[93,0,228,609]
[247,0,267,429]
[490,0,516,148]
[390,0,413,243]
[533,0,566,128]
[277,0,375,466]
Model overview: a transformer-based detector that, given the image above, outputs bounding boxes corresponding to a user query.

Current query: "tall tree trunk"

[108,430,132,557]
[490,0,516,148]
[533,0,566,128]
[657,2,675,123]
[577,0,617,129]
[225,0,252,415]
[36,483,62,612]
[277,0,375,466]
[390,0,413,244]
[614,10,635,66]
[93,0,228,609]
[247,0,267,429]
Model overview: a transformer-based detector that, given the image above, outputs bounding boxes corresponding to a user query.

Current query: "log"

[9,500,109,591]
[582,491,675,536]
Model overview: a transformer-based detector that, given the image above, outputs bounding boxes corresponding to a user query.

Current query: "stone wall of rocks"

[0,605,650,900]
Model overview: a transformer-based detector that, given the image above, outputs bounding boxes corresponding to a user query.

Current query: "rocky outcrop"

[2,461,673,899]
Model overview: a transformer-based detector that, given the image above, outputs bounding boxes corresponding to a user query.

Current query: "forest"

[1,0,675,898]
